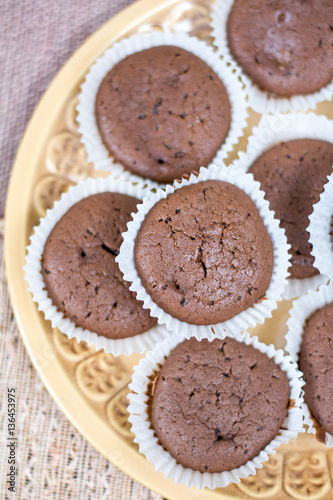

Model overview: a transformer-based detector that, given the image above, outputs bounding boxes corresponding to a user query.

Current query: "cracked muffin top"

[227,0,333,97]
[95,46,231,183]
[249,139,333,279]
[134,180,274,325]
[151,337,290,473]
[42,192,157,339]
[299,302,333,436]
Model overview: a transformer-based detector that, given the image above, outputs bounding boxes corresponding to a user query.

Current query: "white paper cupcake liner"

[116,162,291,340]
[24,176,171,357]
[233,112,333,300]
[210,0,333,114]
[285,283,333,447]
[77,32,248,183]
[308,172,333,281]
[128,330,304,490]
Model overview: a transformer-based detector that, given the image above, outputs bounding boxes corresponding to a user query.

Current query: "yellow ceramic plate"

[5,0,333,498]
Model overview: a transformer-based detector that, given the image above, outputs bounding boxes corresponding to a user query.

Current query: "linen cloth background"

[1,1,164,498]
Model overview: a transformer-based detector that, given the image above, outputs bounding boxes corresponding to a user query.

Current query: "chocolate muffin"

[227,0,333,97]
[95,46,231,183]
[299,302,333,435]
[42,193,157,339]
[249,139,333,279]
[151,337,290,473]
[134,180,274,325]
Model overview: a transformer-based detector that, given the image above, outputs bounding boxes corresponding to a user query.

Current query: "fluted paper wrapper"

[308,172,333,281]
[77,32,248,182]
[210,0,333,114]
[285,283,333,447]
[116,163,290,339]
[24,176,170,357]
[128,330,304,490]
[233,113,333,300]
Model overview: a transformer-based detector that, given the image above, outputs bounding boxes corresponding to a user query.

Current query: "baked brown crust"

[300,302,333,435]
[96,46,231,183]
[134,180,274,325]
[227,0,333,97]
[42,193,157,338]
[249,139,333,279]
[151,337,290,472]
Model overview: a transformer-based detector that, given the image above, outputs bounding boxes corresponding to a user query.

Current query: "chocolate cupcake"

[285,283,333,446]
[249,139,333,280]
[42,192,156,339]
[234,113,333,299]
[151,336,290,473]
[78,33,248,183]
[117,164,290,338]
[96,46,231,183]
[211,0,333,113]
[25,177,169,356]
[299,303,333,436]
[134,180,273,325]
[128,331,304,489]
[227,0,333,98]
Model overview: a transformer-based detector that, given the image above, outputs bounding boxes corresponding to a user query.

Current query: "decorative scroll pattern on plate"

[46,131,93,182]
[52,328,96,362]
[76,352,131,403]
[34,175,74,217]
[137,1,212,42]
[283,451,331,500]
[106,387,137,445]
[237,455,282,498]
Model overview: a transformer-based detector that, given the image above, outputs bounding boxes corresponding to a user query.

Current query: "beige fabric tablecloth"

[0,1,164,498]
